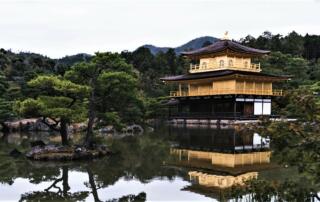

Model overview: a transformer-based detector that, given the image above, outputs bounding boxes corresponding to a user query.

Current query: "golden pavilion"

[161,33,288,120]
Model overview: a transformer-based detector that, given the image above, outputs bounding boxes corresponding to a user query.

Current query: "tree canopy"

[15,75,89,145]
[65,52,143,145]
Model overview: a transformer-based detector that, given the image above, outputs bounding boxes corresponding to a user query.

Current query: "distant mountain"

[141,36,219,55]
[56,53,92,66]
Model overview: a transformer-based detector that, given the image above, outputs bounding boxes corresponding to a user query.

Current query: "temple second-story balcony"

[169,88,283,97]
[189,62,261,73]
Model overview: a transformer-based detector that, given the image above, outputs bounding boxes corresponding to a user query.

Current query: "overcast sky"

[0,0,319,58]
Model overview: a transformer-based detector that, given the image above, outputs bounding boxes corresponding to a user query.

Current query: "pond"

[0,125,308,201]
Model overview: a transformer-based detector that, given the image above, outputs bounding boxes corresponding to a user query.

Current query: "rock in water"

[30,140,46,148]
[9,148,22,157]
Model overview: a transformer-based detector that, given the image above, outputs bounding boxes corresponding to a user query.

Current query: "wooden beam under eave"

[235,74,288,82]
[161,74,288,85]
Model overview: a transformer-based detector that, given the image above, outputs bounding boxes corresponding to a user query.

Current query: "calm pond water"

[0,125,298,201]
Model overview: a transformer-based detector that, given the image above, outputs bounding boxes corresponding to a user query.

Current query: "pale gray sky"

[0,0,319,58]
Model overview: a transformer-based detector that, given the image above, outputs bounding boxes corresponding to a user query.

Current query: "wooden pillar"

[233,129,236,153]
[179,84,182,96]
[234,98,237,120]
[178,102,182,114]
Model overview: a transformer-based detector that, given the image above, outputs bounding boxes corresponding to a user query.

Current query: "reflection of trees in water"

[89,135,183,187]
[0,134,180,201]
[18,165,109,202]
[106,192,146,202]
[19,165,147,202]
[19,166,89,202]
[86,167,102,202]
[0,133,61,185]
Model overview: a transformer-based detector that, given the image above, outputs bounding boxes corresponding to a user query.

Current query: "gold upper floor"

[190,55,261,73]
[170,79,283,97]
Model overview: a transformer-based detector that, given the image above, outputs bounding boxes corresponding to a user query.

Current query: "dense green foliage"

[120,48,188,97]
[241,31,320,60]
[0,72,15,131]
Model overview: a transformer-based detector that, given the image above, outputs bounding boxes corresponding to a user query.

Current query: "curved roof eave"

[181,40,270,57]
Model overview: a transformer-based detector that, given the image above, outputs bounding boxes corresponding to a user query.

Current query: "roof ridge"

[181,39,270,56]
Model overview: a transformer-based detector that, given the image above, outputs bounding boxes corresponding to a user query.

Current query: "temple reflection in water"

[168,126,273,199]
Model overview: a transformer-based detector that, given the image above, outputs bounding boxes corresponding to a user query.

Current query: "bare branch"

[41,117,60,132]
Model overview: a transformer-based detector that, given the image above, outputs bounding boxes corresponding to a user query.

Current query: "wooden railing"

[170,89,283,97]
[250,63,260,70]
[189,62,261,73]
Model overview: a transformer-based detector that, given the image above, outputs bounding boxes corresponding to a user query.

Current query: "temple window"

[202,62,207,69]
[228,59,233,67]
[219,60,224,68]
[244,61,248,68]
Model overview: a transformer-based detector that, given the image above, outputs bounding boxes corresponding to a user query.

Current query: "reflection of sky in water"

[0,171,213,202]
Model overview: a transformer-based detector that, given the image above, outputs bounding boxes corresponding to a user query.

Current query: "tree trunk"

[0,122,10,133]
[85,78,96,147]
[60,119,69,146]
[1,131,9,144]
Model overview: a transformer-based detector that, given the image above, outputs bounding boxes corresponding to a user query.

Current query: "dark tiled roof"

[182,40,270,56]
[160,70,289,82]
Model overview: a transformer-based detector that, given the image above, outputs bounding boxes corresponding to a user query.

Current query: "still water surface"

[0,126,294,201]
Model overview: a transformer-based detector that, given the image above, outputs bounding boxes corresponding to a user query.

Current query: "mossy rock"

[26,145,111,161]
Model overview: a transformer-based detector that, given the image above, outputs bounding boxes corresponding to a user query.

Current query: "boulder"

[27,119,50,131]
[30,140,46,148]
[122,124,144,134]
[99,125,114,133]
[71,123,87,132]
[9,148,22,157]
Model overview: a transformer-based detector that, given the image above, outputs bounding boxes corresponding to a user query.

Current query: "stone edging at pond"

[3,118,145,135]
[25,145,111,161]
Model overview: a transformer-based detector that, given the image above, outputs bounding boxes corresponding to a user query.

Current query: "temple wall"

[213,80,236,91]
[188,80,272,95]
[235,80,272,93]
[189,82,213,96]
[199,56,251,69]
